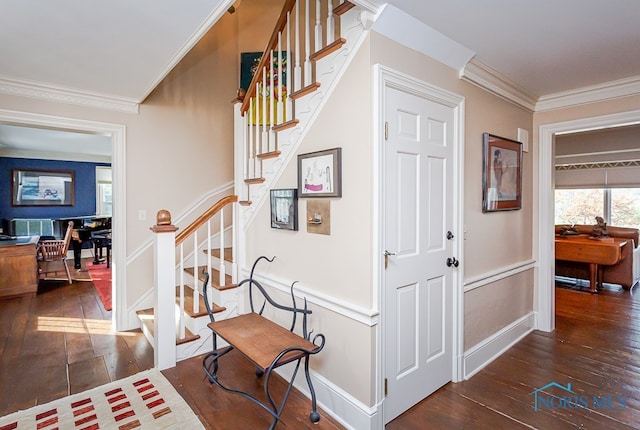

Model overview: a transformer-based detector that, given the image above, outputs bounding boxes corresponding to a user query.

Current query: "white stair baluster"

[327,0,335,44]
[294,1,301,92]
[285,11,292,120]
[193,231,199,315]
[261,69,268,156]
[315,0,322,51]
[269,50,275,152]
[245,104,253,185]
[207,220,212,290]
[304,0,311,86]
[277,32,284,126]
[179,244,185,340]
[219,210,226,287]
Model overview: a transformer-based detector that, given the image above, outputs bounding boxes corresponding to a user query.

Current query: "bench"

[201,256,326,429]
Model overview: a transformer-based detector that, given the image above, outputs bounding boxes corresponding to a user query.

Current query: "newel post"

[150,210,178,370]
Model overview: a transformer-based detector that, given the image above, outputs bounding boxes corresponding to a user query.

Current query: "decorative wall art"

[240,51,287,125]
[482,133,522,212]
[306,199,330,235]
[11,169,74,206]
[297,148,342,198]
[270,189,298,231]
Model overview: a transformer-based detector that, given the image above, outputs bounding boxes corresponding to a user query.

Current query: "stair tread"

[184,266,237,290]
[334,1,355,15]
[257,150,282,159]
[290,82,320,100]
[310,38,346,62]
[272,120,299,132]
[204,247,233,262]
[137,308,201,345]
[245,177,266,184]
[239,200,253,206]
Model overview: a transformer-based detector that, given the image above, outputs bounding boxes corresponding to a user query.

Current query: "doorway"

[536,109,640,332]
[0,108,127,329]
[375,65,464,423]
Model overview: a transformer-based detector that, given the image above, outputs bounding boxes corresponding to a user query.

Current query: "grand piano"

[56,215,111,269]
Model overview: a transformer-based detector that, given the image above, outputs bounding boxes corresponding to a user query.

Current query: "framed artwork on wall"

[270,189,298,231]
[482,133,522,212]
[11,168,75,206]
[297,147,342,198]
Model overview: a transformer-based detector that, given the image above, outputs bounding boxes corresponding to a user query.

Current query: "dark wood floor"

[2,274,640,429]
[387,281,640,429]
[0,263,154,416]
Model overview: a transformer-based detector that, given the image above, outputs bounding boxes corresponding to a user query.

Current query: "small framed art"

[297,147,342,198]
[270,189,298,231]
[482,133,522,212]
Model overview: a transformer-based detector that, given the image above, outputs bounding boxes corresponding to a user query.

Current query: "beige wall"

[242,30,537,406]
[0,0,281,315]
[245,35,375,404]
[368,32,535,358]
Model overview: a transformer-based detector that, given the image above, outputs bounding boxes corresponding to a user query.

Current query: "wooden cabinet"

[0,236,39,298]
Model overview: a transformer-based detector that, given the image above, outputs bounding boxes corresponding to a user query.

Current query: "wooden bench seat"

[209,312,319,371]
[201,256,325,429]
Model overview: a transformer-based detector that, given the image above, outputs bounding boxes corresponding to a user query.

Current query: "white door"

[383,85,456,423]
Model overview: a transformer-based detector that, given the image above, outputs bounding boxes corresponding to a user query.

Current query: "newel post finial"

[150,210,178,233]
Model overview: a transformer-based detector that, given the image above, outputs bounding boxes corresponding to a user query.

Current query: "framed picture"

[11,168,75,206]
[482,133,522,212]
[241,51,288,125]
[270,189,298,231]
[297,148,342,198]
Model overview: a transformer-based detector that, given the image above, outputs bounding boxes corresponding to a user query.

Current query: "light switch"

[517,128,529,152]
[138,210,147,221]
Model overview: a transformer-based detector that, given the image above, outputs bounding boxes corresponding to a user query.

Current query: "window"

[555,189,604,225]
[96,166,112,216]
[555,187,640,229]
[610,188,640,229]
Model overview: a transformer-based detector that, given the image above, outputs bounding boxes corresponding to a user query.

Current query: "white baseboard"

[463,312,535,379]
[275,365,381,430]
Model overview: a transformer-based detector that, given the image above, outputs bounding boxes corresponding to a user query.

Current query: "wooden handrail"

[175,195,238,246]
[240,0,297,115]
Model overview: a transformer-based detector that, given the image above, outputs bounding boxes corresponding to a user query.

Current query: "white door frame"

[374,64,465,421]
[536,108,640,332]
[0,108,128,330]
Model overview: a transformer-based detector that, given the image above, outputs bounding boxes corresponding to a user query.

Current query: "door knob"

[446,231,454,240]
[446,257,459,267]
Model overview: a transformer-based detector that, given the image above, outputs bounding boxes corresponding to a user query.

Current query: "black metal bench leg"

[304,355,320,423]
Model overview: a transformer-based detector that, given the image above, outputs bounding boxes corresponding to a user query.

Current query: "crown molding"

[459,58,537,111]
[0,76,139,114]
[536,75,640,112]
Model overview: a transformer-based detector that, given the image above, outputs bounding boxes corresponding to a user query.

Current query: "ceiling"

[372,0,640,97]
[1,0,639,156]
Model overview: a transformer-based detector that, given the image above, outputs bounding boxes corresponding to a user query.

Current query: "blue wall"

[0,157,110,221]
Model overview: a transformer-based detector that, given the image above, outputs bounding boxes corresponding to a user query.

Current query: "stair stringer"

[237,7,370,231]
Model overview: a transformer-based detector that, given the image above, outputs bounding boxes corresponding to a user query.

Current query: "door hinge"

[384,122,388,140]
[384,378,388,397]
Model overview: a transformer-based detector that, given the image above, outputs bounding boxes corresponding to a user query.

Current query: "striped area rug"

[0,369,204,430]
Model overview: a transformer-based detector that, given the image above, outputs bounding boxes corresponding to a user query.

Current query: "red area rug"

[87,262,112,311]
[0,368,204,429]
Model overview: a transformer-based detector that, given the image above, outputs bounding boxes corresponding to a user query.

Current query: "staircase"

[147,0,372,369]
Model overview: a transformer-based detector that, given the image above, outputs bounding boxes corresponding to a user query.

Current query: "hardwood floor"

[387,281,640,429]
[0,266,154,416]
[2,274,640,429]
